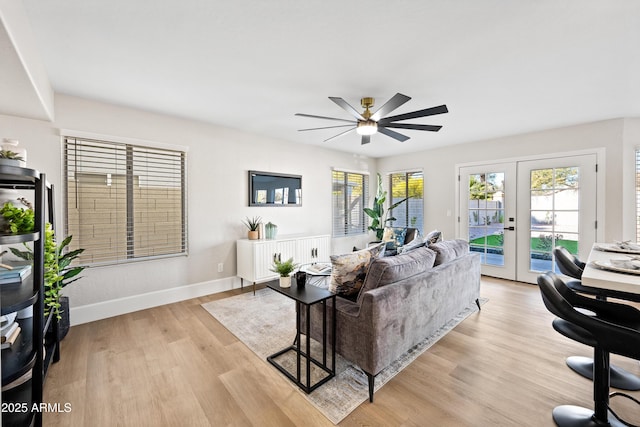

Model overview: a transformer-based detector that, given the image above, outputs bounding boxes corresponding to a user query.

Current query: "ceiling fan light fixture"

[356,120,378,136]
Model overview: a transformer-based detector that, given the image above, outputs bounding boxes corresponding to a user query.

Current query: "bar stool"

[537,272,640,426]
[553,246,640,391]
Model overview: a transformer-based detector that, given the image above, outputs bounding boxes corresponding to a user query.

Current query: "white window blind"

[64,136,187,266]
[389,171,424,235]
[636,148,640,243]
[332,170,368,237]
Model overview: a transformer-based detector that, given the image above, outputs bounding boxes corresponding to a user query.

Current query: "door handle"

[503,226,515,231]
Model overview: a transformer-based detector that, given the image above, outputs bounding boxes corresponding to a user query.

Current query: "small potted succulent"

[270,257,298,288]
[241,216,262,240]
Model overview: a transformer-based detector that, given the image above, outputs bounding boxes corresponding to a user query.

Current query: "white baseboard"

[70,277,240,326]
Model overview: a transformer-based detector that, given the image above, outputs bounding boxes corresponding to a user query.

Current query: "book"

[0,265,32,284]
[1,325,20,348]
[306,263,331,274]
[1,322,19,343]
[0,312,17,328]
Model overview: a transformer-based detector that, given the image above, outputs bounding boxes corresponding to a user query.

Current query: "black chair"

[553,246,640,391]
[537,272,640,427]
[554,246,640,302]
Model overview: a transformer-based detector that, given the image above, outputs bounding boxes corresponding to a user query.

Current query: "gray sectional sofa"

[304,239,481,402]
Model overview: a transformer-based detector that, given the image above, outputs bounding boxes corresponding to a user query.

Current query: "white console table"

[237,234,331,294]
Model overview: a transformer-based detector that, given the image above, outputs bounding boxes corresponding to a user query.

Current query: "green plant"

[269,257,298,277]
[241,216,262,231]
[363,173,410,240]
[0,150,24,161]
[10,224,85,319]
[0,199,35,233]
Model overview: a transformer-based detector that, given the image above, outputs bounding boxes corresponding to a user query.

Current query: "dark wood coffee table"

[266,280,336,393]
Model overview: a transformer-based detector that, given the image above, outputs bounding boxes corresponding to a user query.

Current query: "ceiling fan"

[295,93,448,145]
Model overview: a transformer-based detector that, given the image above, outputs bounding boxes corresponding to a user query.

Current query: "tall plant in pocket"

[10,224,85,319]
[364,173,410,241]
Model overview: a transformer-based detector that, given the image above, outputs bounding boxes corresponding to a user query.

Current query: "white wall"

[3,95,638,324]
[0,94,377,323]
[378,119,630,242]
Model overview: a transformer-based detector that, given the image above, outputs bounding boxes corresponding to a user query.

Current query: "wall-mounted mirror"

[248,170,302,206]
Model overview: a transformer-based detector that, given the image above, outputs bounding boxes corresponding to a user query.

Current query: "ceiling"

[5,0,640,158]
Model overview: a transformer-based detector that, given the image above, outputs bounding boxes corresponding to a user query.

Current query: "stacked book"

[0,265,32,285]
[1,312,21,350]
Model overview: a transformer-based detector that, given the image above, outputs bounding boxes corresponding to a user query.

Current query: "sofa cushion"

[429,239,469,265]
[356,246,436,304]
[329,242,385,301]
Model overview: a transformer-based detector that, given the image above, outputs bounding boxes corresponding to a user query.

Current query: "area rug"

[202,288,484,424]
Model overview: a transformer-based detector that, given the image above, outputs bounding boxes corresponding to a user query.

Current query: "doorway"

[458,153,598,283]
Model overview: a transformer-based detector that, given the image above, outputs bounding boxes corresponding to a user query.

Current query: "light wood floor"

[43,277,640,426]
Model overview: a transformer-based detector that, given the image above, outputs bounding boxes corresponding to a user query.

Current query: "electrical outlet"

[217,262,224,273]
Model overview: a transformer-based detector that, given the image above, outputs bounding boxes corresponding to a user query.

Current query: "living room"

[1,1,640,426]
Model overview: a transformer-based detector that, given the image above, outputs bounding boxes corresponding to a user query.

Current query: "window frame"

[331,170,369,237]
[388,170,424,235]
[63,134,188,266]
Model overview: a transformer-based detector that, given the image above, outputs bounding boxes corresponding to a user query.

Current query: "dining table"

[582,242,640,302]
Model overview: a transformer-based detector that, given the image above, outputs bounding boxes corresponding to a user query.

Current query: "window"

[64,136,187,266]
[332,170,369,237]
[637,148,640,242]
[389,171,424,235]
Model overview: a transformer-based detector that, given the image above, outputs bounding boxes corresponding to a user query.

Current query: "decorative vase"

[279,276,291,288]
[57,296,70,340]
[1,139,27,167]
[248,230,259,240]
[295,271,307,288]
[265,222,278,240]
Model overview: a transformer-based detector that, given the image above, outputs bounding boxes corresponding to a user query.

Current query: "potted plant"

[9,223,85,340]
[270,257,298,288]
[0,150,25,167]
[242,216,262,240]
[0,198,35,234]
[364,173,411,241]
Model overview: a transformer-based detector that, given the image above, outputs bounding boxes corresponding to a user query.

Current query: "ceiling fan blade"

[324,127,356,142]
[295,113,356,124]
[370,93,411,121]
[329,97,365,120]
[298,124,357,132]
[382,123,443,132]
[377,127,410,142]
[361,135,371,145]
[378,104,448,124]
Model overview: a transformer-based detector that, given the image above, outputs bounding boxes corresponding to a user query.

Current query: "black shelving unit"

[1,165,58,427]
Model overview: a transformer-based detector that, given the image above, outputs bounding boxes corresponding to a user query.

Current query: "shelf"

[1,316,36,386]
[0,232,40,245]
[0,277,38,315]
[0,164,39,183]
[1,376,35,427]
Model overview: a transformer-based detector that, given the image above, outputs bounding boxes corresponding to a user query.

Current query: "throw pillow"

[382,226,407,251]
[424,229,443,245]
[329,242,385,301]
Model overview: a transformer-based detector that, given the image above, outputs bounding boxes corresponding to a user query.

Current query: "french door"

[459,154,597,283]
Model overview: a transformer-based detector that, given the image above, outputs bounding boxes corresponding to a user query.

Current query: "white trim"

[58,128,189,152]
[384,168,424,175]
[331,166,370,175]
[69,276,240,325]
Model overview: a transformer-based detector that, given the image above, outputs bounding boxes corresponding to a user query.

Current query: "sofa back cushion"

[429,239,469,266]
[356,246,436,304]
[330,242,385,301]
